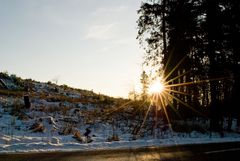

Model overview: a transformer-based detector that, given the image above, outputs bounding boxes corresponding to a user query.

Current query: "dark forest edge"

[136,0,240,135]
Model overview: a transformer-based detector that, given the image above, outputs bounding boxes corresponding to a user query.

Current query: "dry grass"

[0,89,24,97]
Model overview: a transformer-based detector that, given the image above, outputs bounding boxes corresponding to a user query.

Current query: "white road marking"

[205,148,240,154]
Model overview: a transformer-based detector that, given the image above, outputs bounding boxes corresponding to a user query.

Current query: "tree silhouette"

[137,0,240,131]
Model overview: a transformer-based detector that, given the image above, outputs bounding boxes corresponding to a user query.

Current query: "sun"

[147,76,170,111]
[148,77,166,95]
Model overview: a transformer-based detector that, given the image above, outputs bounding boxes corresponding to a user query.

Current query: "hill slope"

[0,72,240,153]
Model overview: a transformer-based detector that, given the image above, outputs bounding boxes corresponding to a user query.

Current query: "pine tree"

[140,70,149,100]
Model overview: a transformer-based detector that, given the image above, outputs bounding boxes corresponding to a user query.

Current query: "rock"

[51,137,60,144]
[73,131,83,142]
[30,122,45,133]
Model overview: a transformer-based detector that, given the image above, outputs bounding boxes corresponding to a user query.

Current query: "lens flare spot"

[148,78,165,94]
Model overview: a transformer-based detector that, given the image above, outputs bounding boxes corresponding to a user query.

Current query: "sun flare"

[122,55,225,137]
[148,77,166,95]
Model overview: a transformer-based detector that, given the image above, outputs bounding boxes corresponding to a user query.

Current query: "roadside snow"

[1,129,240,154]
[1,96,240,154]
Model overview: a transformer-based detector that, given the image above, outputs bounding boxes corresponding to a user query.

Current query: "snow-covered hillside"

[0,102,240,154]
[0,74,240,154]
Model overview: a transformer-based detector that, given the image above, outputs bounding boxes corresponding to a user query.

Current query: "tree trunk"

[206,0,221,132]
[162,0,167,53]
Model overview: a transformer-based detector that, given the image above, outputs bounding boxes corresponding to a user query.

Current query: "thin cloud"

[113,38,133,45]
[91,6,128,17]
[84,23,116,40]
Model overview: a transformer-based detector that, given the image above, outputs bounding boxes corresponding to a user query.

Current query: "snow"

[0,82,240,154]
[0,114,240,154]
[0,132,240,154]
[0,104,240,154]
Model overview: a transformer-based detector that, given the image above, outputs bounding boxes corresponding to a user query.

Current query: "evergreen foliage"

[137,0,240,131]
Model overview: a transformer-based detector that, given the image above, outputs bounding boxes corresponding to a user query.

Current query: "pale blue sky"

[0,0,143,98]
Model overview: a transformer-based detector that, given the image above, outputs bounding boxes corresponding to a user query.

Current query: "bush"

[172,121,206,134]
[0,71,9,79]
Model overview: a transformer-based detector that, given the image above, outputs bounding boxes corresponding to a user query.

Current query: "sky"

[0,0,144,98]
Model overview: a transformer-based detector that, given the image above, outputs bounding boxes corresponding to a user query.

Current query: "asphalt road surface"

[0,142,240,161]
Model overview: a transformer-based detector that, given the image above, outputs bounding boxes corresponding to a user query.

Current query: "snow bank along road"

[0,141,240,161]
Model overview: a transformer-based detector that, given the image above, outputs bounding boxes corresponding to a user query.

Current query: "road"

[0,142,240,161]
